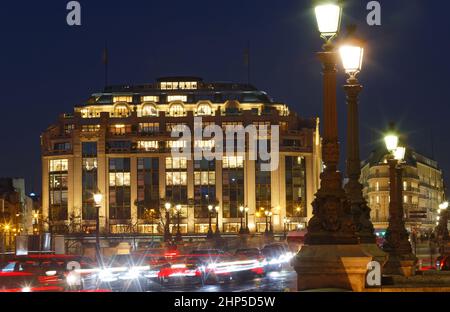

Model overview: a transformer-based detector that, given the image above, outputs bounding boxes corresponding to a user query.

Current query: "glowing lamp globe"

[314,1,342,39]
[384,134,399,152]
[93,193,103,206]
[393,147,406,161]
[339,25,365,77]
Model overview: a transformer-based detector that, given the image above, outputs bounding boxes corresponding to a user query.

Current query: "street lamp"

[239,206,245,234]
[283,217,290,239]
[93,192,103,263]
[382,128,417,276]
[207,205,214,239]
[244,207,250,234]
[175,205,182,242]
[314,0,342,46]
[339,25,377,245]
[435,201,449,253]
[303,0,358,246]
[164,202,172,242]
[264,210,269,235]
[214,205,221,238]
[295,0,373,292]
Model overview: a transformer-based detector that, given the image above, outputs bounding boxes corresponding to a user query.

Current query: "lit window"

[113,104,130,117]
[196,103,213,116]
[403,181,407,191]
[109,172,131,187]
[80,109,96,118]
[194,172,215,185]
[223,156,244,168]
[50,159,69,172]
[141,96,159,103]
[168,95,187,103]
[376,196,380,204]
[166,172,187,186]
[82,125,100,132]
[113,96,132,103]
[194,140,215,149]
[64,124,75,134]
[376,182,379,191]
[109,124,130,135]
[161,81,197,90]
[83,158,98,170]
[168,103,185,116]
[166,123,187,132]
[403,195,408,203]
[167,141,188,149]
[165,157,187,169]
[137,141,159,151]
[139,123,159,133]
[141,104,158,117]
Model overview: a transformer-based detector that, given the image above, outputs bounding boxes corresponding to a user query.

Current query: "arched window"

[141,104,158,117]
[169,104,185,117]
[196,103,213,116]
[114,104,130,117]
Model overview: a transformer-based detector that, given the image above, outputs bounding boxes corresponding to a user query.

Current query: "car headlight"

[21,286,32,292]
[66,272,79,286]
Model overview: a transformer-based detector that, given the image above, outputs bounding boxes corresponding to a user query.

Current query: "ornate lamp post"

[264,210,270,236]
[382,130,417,276]
[239,206,245,234]
[294,0,371,292]
[175,205,182,242]
[93,192,103,264]
[435,201,449,255]
[207,205,214,239]
[244,207,250,234]
[268,212,273,234]
[339,26,386,263]
[214,205,221,238]
[283,217,291,239]
[164,202,172,242]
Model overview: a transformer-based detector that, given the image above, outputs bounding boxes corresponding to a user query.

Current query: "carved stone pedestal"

[383,253,417,277]
[294,244,372,292]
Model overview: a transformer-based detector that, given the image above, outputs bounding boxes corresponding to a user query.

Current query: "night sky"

[0,1,448,194]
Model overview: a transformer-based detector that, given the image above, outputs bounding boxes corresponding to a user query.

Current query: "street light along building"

[41,77,321,236]
[361,147,445,232]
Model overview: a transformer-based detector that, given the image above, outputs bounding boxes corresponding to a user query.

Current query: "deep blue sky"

[0,0,448,193]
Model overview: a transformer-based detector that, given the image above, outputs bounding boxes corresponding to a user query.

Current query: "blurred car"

[82,254,150,292]
[234,248,266,277]
[437,255,450,271]
[188,249,264,284]
[0,254,96,292]
[261,243,293,272]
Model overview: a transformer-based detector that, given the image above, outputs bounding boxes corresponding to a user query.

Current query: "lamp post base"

[293,244,372,292]
[206,230,214,240]
[383,253,417,277]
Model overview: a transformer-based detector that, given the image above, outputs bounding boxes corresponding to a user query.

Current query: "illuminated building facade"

[41,77,321,235]
[361,148,445,231]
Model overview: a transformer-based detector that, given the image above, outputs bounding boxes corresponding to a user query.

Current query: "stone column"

[96,129,107,233]
[246,158,256,233]
[215,159,223,232]
[130,157,138,230]
[187,159,195,233]
[42,158,49,231]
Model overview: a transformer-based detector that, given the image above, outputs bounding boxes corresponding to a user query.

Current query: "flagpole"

[104,41,109,88]
[247,40,250,85]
